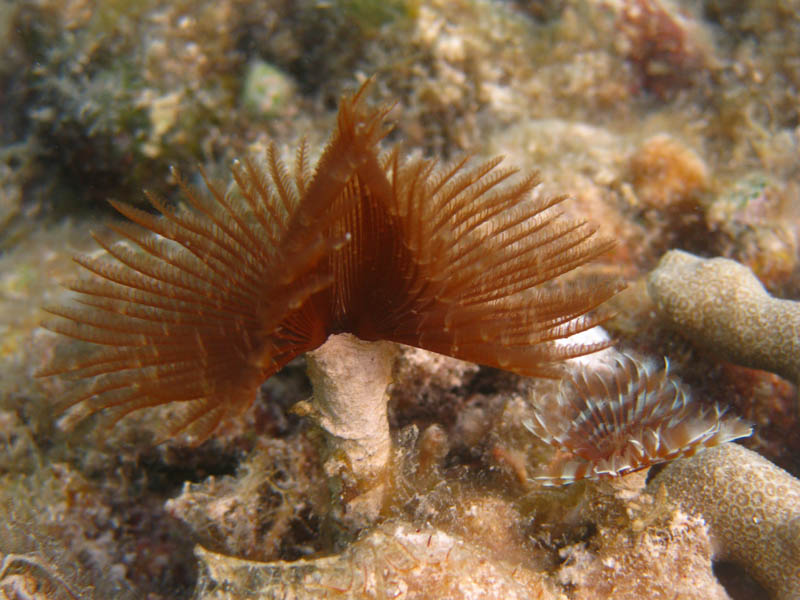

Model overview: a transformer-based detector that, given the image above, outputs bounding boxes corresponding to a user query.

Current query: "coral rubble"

[0,465,146,600]
[192,520,561,600]
[165,436,326,562]
[557,510,730,600]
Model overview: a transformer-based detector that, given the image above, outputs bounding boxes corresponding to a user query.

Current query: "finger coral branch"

[649,443,800,600]
[524,353,751,485]
[39,80,619,443]
[647,249,800,386]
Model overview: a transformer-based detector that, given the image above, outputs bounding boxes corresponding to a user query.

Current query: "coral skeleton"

[524,353,752,485]
[647,249,800,386]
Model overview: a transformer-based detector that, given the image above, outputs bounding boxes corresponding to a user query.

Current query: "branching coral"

[649,443,800,600]
[40,80,619,527]
[524,353,751,485]
[647,249,800,385]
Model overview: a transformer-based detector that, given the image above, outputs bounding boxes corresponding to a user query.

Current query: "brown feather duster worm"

[40,81,619,443]
[524,354,752,486]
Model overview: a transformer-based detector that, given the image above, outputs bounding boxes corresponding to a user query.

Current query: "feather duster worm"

[524,354,752,486]
[40,81,619,443]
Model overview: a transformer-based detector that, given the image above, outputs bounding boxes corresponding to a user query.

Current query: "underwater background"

[0,1,798,598]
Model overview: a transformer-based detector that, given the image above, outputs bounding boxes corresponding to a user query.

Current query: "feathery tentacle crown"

[40,81,619,442]
[524,354,752,486]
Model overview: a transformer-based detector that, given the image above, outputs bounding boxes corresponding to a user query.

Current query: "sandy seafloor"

[0,1,799,598]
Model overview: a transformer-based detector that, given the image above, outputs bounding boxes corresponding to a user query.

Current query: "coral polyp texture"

[647,249,800,386]
[649,443,800,600]
[524,354,751,485]
[39,80,619,443]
